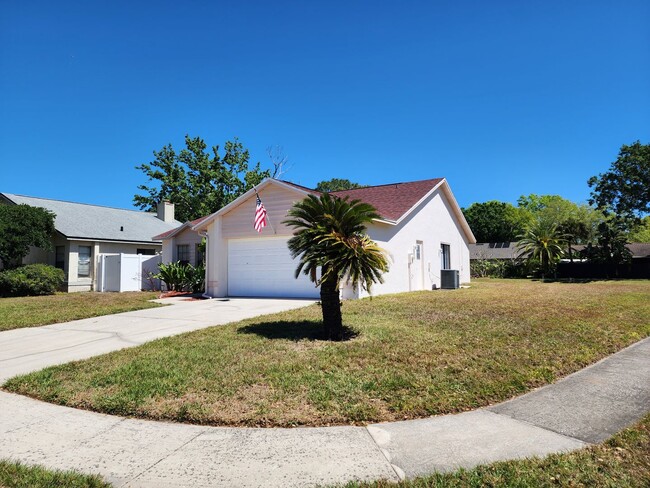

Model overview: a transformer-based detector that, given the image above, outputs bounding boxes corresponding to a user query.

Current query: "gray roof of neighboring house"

[572,243,650,258]
[469,242,521,260]
[471,242,650,260]
[1,193,181,244]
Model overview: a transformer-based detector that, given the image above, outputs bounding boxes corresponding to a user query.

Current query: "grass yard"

[0,292,162,331]
[3,280,649,427]
[0,459,110,488]
[342,413,650,488]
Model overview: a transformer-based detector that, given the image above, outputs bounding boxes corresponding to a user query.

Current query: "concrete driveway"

[0,297,315,383]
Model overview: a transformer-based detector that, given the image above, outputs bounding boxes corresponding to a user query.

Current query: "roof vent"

[120,226,124,231]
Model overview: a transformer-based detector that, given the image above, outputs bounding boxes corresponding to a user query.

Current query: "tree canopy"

[314,178,362,193]
[462,201,528,242]
[0,205,56,269]
[517,194,603,244]
[134,135,271,222]
[588,141,650,221]
[464,195,604,245]
[628,216,650,242]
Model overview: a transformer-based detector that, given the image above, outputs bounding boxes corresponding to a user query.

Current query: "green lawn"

[0,292,162,331]
[0,460,110,488]
[342,413,650,488]
[4,280,649,427]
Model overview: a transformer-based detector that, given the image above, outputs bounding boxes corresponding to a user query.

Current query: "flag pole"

[253,185,276,234]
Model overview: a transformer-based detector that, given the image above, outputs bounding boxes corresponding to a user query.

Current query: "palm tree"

[284,193,389,340]
[516,221,565,280]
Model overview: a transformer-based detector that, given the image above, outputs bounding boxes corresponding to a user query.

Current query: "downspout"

[199,230,211,299]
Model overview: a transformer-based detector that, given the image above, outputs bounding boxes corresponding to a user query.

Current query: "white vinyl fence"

[97,253,162,292]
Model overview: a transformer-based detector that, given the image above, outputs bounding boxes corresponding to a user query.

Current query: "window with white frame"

[78,246,91,277]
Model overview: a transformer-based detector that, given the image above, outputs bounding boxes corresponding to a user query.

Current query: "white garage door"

[228,237,320,298]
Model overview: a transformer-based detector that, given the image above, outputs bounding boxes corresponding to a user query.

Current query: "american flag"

[254,194,268,233]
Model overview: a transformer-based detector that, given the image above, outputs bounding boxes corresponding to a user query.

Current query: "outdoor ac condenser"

[440,269,460,289]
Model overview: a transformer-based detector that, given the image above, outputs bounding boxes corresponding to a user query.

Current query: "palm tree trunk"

[320,275,343,340]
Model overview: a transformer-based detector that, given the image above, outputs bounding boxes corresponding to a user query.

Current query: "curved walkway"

[0,301,648,487]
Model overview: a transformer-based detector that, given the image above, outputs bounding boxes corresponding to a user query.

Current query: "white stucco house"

[0,193,181,292]
[156,178,476,299]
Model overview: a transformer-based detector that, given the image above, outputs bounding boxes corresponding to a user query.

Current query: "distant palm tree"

[516,221,565,280]
[284,193,389,340]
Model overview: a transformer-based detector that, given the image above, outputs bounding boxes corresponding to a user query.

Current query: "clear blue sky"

[1,1,648,210]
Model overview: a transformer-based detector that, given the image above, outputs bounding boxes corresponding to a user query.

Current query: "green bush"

[0,264,65,297]
[155,262,204,293]
[470,259,530,279]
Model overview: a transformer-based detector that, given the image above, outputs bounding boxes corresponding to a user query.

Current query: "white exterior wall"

[341,187,471,299]
[205,217,228,297]
[201,181,471,299]
[204,184,305,298]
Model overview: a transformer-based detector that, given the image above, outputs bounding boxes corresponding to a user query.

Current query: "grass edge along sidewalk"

[0,291,162,332]
[4,280,649,427]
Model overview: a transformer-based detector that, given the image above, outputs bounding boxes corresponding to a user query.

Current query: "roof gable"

[2,193,181,243]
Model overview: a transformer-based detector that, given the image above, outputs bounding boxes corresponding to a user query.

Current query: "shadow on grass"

[237,320,358,341]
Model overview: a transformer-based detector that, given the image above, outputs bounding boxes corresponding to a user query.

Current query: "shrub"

[185,264,205,293]
[0,264,65,297]
[470,259,530,279]
[155,262,204,292]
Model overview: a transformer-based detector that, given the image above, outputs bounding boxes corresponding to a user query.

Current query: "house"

[157,178,475,298]
[0,193,181,292]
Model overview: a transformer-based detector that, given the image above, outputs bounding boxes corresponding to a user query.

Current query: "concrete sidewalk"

[0,337,647,486]
[0,297,315,383]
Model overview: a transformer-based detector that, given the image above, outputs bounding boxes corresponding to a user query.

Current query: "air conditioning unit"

[440,269,459,289]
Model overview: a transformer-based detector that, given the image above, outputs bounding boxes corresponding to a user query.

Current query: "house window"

[177,244,190,265]
[55,246,65,270]
[441,244,451,270]
[136,248,156,256]
[78,246,91,277]
[195,243,205,266]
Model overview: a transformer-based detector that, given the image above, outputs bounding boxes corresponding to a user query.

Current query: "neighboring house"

[157,178,475,299]
[470,241,650,279]
[0,193,181,292]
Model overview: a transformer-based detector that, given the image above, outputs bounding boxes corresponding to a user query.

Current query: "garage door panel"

[228,238,319,298]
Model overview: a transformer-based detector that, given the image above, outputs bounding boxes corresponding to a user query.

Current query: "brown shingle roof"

[331,178,444,222]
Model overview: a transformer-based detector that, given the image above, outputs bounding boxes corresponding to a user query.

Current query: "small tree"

[284,193,389,340]
[581,220,632,278]
[516,222,565,280]
[0,205,56,269]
